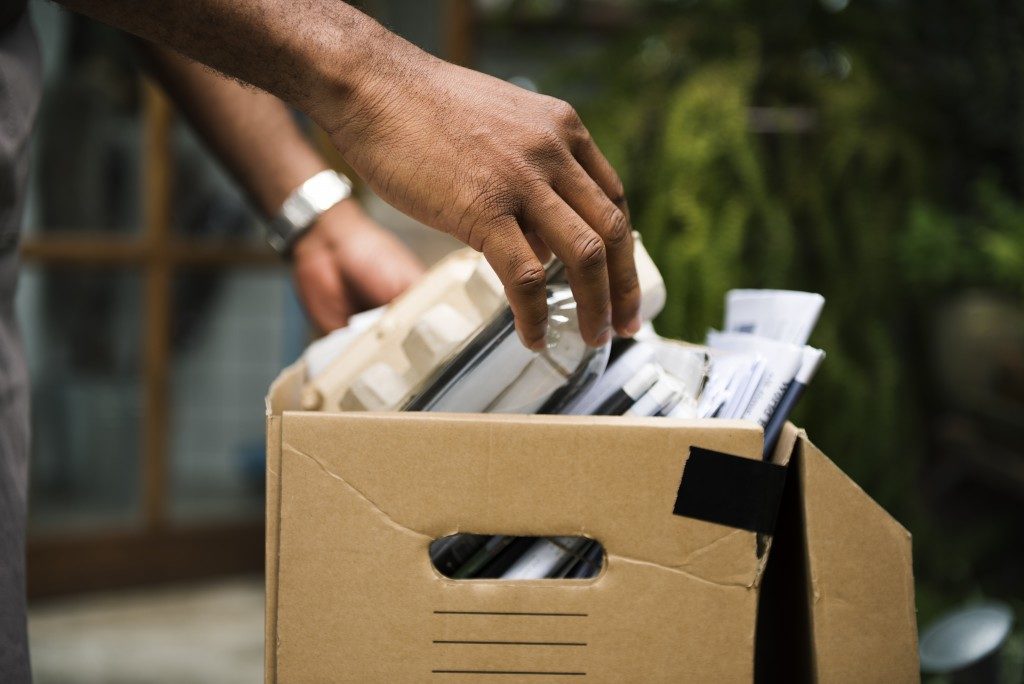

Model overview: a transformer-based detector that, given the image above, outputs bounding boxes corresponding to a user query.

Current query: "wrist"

[266,170,353,256]
[301,10,437,143]
[291,198,365,254]
[257,158,330,217]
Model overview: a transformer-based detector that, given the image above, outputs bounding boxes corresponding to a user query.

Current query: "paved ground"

[28,577,264,684]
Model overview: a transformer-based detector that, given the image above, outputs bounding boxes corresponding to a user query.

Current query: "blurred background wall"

[19,0,1024,680]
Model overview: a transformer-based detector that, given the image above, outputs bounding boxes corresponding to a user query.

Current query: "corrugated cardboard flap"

[797,433,919,682]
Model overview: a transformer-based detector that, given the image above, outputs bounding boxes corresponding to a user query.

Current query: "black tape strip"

[672,446,788,534]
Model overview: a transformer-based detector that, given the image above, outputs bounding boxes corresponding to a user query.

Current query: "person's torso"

[0,6,41,308]
[0,1,28,33]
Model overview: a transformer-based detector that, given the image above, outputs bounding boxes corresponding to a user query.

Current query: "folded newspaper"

[299,236,825,580]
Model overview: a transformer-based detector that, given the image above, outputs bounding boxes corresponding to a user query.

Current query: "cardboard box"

[265,360,919,682]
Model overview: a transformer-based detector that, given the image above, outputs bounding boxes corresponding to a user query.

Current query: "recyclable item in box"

[301,234,666,416]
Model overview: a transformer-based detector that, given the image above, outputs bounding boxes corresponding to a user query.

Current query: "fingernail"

[516,328,530,349]
[594,327,612,347]
[624,314,642,337]
[518,327,548,351]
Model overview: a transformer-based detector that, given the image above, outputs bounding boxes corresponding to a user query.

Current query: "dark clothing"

[0,7,40,683]
[0,2,28,32]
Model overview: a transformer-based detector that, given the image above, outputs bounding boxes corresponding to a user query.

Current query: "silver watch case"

[266,170,353,254]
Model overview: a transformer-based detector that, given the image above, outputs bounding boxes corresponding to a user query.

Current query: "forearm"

[55,0,419,133]
[55,0,640,346]
[135,48,424,332]
[139,43,327,216]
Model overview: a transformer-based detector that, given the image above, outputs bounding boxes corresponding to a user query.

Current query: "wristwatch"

[266,169,353,255]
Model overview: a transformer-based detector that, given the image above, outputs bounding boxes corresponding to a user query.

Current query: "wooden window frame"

[24,84,276,599]
[24,3,474,599]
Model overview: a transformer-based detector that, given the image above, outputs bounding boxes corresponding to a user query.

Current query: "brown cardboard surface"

[272,410,767,682]
[265,360,305,683]
[266,364,919,683]
[798,436,920,682]
[768,422,802,468]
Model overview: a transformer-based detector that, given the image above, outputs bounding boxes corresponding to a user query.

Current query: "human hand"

[292,199,425,332]
[320,48,640,350]
[55,2,638,347]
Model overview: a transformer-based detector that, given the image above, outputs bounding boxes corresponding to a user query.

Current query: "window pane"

[170,121,266,245]
[169,268,308,523]
[17,266,144,532]
[363,0,444,56]
[25,1,143,236]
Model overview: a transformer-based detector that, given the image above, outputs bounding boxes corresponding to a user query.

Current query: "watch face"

[282,192,319,230]
[303,171,352,213]
[268,171,352,253]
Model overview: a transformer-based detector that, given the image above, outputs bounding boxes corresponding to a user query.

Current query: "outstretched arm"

[57,0,640,349]
[140,44,423,331]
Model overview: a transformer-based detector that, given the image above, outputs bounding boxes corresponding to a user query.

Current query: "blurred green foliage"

[533,0,1024,628]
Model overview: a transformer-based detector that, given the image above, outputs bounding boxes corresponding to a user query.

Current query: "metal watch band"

[266,169,353,255]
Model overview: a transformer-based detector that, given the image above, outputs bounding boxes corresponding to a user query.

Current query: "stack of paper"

[705,289,826,457]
